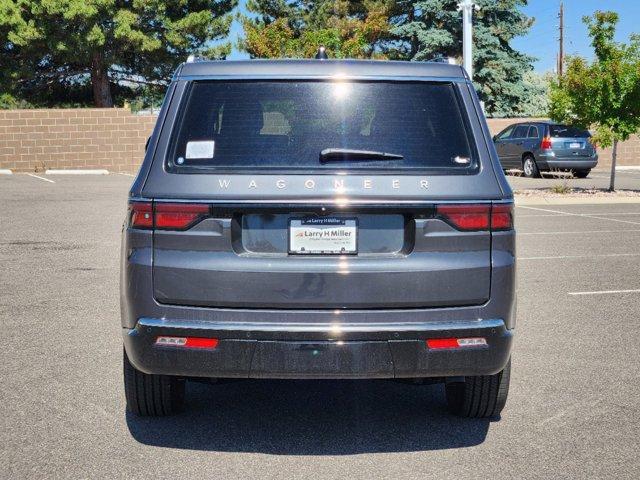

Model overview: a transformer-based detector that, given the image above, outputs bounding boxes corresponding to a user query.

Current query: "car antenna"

[315,46,328,60]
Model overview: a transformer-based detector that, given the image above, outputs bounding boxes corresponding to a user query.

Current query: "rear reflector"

[129,202,153,229]
[427,337,487,349]
[155,336,219,349]
[154,203,210,230]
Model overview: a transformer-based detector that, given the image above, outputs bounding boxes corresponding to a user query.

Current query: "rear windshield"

[549,125,590,138]
[167,81,478,174]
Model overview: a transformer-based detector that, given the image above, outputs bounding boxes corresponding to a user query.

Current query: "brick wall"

[0,109,156,173]
[0,110,637,172]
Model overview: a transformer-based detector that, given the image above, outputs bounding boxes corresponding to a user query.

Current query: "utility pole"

[558,1,564,78]
[458,0,478,80]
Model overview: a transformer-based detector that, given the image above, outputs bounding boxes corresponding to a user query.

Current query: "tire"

[522,156,540,178]
[573,168,591,179]
[445,359,511,418]
[123,348,185,416]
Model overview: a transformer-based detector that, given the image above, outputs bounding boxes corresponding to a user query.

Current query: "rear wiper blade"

[319,148,404,163]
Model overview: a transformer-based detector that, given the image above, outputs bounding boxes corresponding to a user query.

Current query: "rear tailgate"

[152,203,492,309]
[551,137,595,157]
[549,125,595,157]
[141,77,510,311]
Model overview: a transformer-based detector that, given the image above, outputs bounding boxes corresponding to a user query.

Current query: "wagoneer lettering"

[207,177,430,191]
[122,58,515,419]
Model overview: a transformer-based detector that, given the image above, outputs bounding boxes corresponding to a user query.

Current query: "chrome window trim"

[129,196,513,205]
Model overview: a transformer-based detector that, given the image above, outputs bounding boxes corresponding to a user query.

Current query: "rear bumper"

[537,155,598,170]
[123,318,513,379]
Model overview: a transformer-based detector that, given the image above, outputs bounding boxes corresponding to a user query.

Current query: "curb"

[45,169,109,175]
[0,169,13,175]
[592,166,640,172]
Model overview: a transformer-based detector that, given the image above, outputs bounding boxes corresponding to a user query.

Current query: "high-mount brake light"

[436,204,513,231]
[540,136,552,150]
[436,204,490,231]
[154,203,210,230]
[129,202,153,229]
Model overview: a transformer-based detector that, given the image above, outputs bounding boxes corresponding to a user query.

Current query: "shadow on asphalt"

[126,379,492,454]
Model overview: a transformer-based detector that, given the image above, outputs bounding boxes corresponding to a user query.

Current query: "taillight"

[127,202,210,230]
[129,202,153,229]
[436,203,513,231]
[436,204,490,231]
[491,204,513,231]
[154,203,210,230]
[540,136,552,150]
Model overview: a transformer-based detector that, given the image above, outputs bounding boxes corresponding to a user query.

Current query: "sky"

[227,0,640,72]
[512,0,640,72]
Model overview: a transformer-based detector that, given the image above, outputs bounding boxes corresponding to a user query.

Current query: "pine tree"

[0,0,237,107]
[390,0,535,116]
[241,0,393,59]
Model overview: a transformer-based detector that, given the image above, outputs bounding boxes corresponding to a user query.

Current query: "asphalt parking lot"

[1,173,639,479]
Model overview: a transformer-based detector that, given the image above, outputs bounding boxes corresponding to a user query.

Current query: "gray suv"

[494,121,598,178]
[121,59,515,418]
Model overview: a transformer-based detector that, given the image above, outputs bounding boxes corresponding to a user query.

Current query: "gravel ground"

[507,168,640,192]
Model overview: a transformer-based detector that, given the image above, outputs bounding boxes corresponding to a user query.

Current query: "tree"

[519,70,551,118]
[390,0,535,117]
[241,0,393,59]
[0,0,237,107]
[549,11,640,191]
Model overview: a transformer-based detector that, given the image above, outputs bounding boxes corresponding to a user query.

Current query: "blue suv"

[494,121,598,178]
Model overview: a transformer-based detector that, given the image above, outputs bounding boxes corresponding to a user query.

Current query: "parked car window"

[512,125,529,138]
[169,80,478,173]
[496,126,514,140]
[549,125,591,138]
[527,126,539,138]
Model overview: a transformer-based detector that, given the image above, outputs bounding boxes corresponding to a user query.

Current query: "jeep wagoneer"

[121,58,515,418]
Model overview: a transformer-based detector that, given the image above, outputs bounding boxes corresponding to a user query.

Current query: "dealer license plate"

[289,217,357,254]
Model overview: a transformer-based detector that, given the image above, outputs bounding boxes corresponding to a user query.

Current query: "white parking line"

[45,169,109,175]
[26,173,55,183]
[118,172,135,177]
[568,289,640,296]
[519,205,640,226]
[519,229,640,236]
[519,253,640,260]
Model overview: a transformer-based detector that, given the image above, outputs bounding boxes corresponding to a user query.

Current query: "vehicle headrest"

[221,100,264,136]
